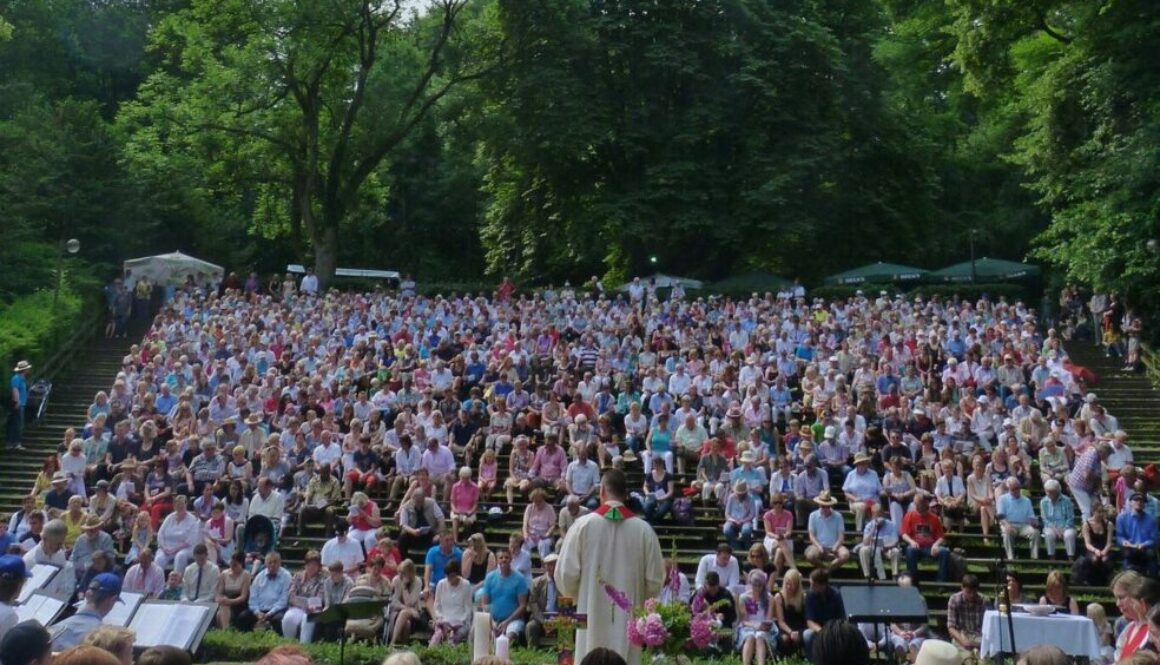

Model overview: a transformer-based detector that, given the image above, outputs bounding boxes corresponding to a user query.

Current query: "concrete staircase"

[0,336,133,515]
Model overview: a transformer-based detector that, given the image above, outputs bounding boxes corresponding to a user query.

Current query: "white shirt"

[321,536,365,574]
[250,490,286,527]
[300,274,319,294]
[693,553,740,590]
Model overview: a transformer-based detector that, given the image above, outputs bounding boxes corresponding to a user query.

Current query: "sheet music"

[16,593,65,626]
[103,592,144,627]
[18,565,59,604]
[129,602,212,649]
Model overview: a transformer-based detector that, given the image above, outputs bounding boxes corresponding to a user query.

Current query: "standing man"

[556,469,665,665]
[7,361,30,451]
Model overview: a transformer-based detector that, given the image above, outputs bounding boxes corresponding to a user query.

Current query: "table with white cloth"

[980,609,1102,660]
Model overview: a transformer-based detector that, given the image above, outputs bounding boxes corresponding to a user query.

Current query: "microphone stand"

[995,550,1017,663]
[868,517,888,663]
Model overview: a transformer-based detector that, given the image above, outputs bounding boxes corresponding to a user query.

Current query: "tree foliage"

[0,0,1155,325]
[121,0,496,285]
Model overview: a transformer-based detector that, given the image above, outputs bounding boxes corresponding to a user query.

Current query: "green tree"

[121,0,495,285]
[946,0,1160,316]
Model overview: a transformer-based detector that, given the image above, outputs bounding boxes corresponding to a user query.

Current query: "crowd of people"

[3,270,1159,664]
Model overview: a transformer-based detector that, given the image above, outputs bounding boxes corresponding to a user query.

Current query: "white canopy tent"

[618,273,704,291]
[122,251,224,286]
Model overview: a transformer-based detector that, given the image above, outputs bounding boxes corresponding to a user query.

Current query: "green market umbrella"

[822,262,928,286]
[930,257,1041,283]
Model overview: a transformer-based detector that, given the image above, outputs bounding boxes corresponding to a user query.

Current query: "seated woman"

[387,559,426,646]
[1039,570,1080,615]
[428,559,472,647]
[214,552,252,629]
[736,569,777,665]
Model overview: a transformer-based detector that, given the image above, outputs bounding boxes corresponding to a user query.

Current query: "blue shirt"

[249,567,291,613]
[809,510,845,549]
[1116,510,1157,549]
[424,545,463,588]
[482,569,528,622]
[1039,495,1075,530]
[10,374,27,407]
[997,494,1034,526]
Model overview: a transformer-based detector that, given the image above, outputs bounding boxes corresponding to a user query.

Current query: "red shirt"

[902,509,945,548]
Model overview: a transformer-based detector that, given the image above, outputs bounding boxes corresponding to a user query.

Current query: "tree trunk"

[313,223,339,289]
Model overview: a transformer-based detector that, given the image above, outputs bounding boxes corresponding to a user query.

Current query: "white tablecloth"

[980,610,1102,659]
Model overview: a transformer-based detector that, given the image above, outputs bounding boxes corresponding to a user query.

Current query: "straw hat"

[914,640,965,665]
[81,515,104,531]
[853,452,872,465]
[814,490,837,506]
[13,361,31,373]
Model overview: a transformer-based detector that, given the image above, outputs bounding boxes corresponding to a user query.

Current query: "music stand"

[101,591,145,627]
[313,599,389,665]
[128,599,216,653]
[16,591,67,626]
[840,584,928,663]
[18,564,61,604]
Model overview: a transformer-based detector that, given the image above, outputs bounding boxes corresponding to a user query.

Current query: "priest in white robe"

[556,469,665,665]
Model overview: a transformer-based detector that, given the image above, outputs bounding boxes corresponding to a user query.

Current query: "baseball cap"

[0,555,30,579]
[0,621,52,665]
[89,572,124,601]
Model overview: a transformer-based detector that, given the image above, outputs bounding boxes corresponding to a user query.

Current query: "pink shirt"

[525,503,556,540]
[763,509,793,537]
[450,480,480,514]
[531,445,567,481]
[479,460,497,482]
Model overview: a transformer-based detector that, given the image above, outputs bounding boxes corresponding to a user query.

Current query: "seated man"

[946,574,986,652]
[804,491,851,571]
[1038,479,1077,559]
[901,494,950,583]
[694,543,741,591]
[238,552,290,632]
[997,478,1039,560]
[803,568,846,659]
[1116,492,1157,576]
[298,462,341,535]
[723,481,757,551]
[479,549,529,645]
[856,503,901,581]
[841,453,880,532]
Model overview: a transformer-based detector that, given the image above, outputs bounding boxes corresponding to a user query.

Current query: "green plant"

[197,628,807,665]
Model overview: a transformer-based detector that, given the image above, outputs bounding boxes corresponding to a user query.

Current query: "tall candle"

[495,633,510,661]
[472,611,492,661]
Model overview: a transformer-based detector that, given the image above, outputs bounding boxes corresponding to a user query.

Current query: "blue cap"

[88,572,123,600]
[0,555,30,579]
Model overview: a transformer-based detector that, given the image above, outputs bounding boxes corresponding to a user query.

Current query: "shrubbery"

[0,282,89,383]
[198,628,804,665]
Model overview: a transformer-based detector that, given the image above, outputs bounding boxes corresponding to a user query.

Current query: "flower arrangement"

[602,577,727,657]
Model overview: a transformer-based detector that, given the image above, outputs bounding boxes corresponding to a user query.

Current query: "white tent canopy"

[618,273,704,291]
[123,251,224,286]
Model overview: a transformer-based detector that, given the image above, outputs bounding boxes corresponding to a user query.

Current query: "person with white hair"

[997,478,1039,560]
[1038,479,1077,558]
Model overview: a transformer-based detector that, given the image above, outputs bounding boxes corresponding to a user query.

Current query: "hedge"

[198,629,809,665]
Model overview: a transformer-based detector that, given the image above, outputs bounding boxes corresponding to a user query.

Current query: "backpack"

[673,497,694,525]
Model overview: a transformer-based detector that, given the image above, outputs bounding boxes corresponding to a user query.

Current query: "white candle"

[495,633,510,661]
[472,611,492,661]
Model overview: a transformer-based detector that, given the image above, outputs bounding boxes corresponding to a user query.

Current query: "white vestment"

[555,501,665,665]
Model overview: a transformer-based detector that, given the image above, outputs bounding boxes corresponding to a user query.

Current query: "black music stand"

[313,599,389,665]
[841,584,928,663]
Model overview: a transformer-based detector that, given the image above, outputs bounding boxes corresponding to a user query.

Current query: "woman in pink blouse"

[761,492,795,584]
[449,467,480,541]
[522,488,556,560]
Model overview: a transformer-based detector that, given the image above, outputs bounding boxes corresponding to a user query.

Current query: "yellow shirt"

[63,512,85,548]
